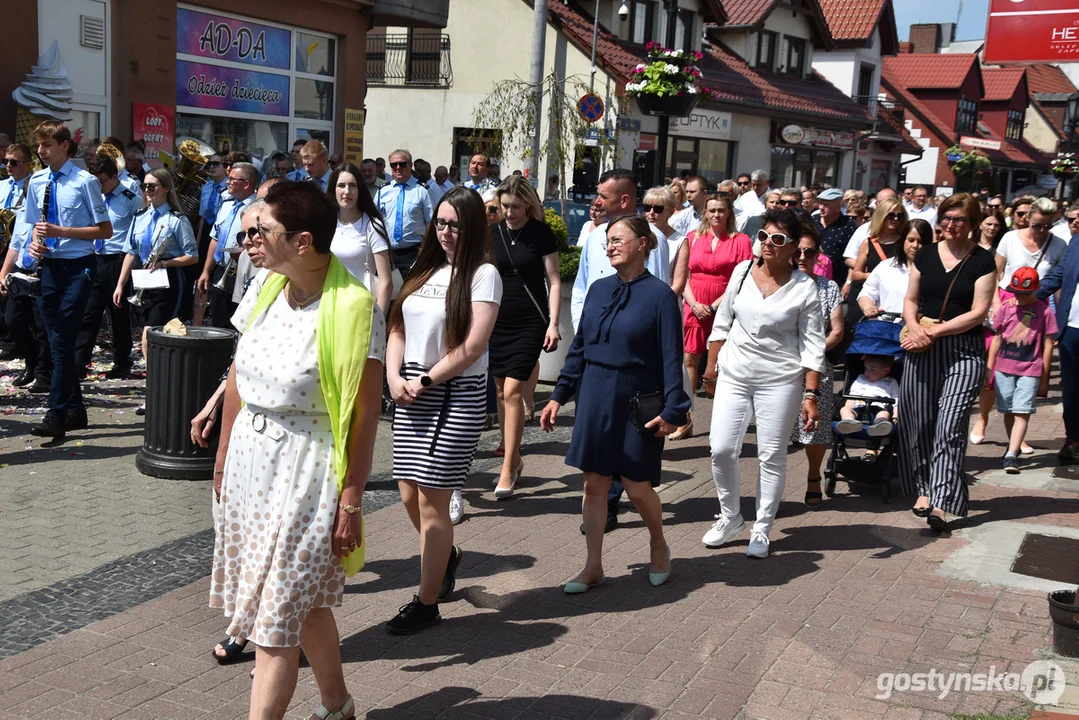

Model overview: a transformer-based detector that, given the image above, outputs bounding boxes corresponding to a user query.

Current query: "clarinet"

[32,181,52,279]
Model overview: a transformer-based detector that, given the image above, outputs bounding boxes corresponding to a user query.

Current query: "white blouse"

[858,258,911,314]
[709,260,826,385]
[331,215,389,292]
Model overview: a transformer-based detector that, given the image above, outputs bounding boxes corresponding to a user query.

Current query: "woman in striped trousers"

[899,193,997,531]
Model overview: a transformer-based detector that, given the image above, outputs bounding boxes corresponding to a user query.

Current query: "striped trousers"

[898,331,985,517]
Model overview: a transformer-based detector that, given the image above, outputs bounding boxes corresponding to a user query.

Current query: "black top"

[491,218,557,321]
[914,243,996,332]
[865,237,899,274]
[815,215,858,287]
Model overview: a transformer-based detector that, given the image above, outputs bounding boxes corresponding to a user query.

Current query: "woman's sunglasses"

[885,212,902,221]
[757,229,793,247]
[486,206,500,216]
[797,247,819,258]
[642,204,671,213]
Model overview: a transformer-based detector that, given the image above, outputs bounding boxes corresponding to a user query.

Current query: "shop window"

[295,32,335,76]
[785,37,806,77]
[628,0,654,45]
[295,77,334,121]
[956,98,977,134]
[176,112,289,158]
[674,10,694,52]
[1006,109,1025,140]
[757,31,776,72]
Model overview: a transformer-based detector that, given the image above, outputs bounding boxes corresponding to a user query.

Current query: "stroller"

[823,315,905,503]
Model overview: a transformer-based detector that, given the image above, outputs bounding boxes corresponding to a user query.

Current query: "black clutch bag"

[629,391,665,432]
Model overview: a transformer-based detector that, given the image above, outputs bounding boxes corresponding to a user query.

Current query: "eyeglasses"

[1068,215,1079,223]
[885,212,902,221]
[227,176,248,184]
[797,247,819,258]
[717,191,731,197]
[737,180,751,186]
[236,227,260,244]
[642,204,671,213]
[486,206,500,216]
[1031,222,1051,232]
[602,236,640,249]
[939,215,968,226]
[3,159,21,167]
[778,199,799,207]
[206,161,222,168]
[988,203,1003,209]
[142,183,161,191]
[756,229,793,247]
[434,218,460,232]
[255,221,305,240]
[389,161,410,169]
[1014,211,1029,218]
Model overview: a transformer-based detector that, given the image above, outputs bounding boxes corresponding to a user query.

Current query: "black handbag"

[629,391,665,433]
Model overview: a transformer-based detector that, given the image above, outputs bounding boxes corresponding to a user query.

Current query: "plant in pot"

[1052,152,1077,179]
[946,145,992,192]
[627,43,719,117]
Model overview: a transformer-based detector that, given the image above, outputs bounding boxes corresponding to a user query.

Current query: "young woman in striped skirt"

[899,193,997,531]
[385,186,502,634]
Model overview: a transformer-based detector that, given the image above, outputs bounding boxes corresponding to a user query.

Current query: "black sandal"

[912,506,932,518]
[804,478,823,509]
[926,513,948,532]
[211,636,249,665]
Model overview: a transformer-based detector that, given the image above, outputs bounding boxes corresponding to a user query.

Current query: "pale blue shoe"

[649,547,672,587]
[564,573,604,594]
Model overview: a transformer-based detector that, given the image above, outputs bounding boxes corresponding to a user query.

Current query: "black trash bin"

[136,325,235,480]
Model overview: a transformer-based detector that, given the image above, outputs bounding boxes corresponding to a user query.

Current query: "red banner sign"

[984,0,1079,63]
[132,102,175,156]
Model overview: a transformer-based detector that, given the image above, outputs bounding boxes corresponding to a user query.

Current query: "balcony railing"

[853,95,908,136]
[366,33,453,89]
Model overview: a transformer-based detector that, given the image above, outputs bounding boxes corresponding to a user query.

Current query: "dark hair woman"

[701,209,826,558]
[386,186,502,633]
[209,181,385,720]
[329,161,393,312]
[900,193,996,531]
[541,214,689,593]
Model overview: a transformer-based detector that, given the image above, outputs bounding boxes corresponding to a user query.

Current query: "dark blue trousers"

[37,255,96,419]
[1060,327,1079,443]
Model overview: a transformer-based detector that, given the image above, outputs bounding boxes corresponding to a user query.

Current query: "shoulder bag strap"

[734,258,754,296]
[870,236,887,262]
[497,223,548,324]
[935,247,973,322]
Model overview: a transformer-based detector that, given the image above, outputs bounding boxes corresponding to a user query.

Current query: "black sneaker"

[63,411,88,432]
[437,545,462,602]
[1003,455,1020,475]
[27,378,51,394]
[104,365,131,380]
[386,595,441,635]
[12,370,34,388]
[30,414,65,439]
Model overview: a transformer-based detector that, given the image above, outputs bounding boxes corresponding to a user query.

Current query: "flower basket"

[1051,152,1077,178]
[636,93,700,117]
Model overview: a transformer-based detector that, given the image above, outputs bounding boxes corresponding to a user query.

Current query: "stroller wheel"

[824,473,837,497]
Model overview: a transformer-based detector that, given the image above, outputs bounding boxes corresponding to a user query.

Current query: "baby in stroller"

[836,355,900,438]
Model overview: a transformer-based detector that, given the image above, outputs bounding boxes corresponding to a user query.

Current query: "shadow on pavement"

[344,552,539,596]
[364,687,653,718]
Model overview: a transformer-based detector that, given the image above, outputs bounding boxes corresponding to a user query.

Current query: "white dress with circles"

[209,276,386,648]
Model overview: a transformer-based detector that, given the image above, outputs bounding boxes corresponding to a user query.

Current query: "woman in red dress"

[680,195,753,430]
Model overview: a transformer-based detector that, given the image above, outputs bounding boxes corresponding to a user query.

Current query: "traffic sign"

[578,93,604,123]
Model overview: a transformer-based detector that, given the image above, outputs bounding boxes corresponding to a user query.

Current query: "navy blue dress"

[550,271,690,485]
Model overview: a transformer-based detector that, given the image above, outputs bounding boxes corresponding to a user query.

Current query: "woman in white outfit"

[329,162,394,312]
[701,208,826,558]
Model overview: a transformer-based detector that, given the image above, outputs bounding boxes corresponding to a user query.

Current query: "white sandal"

[308,696,355,720]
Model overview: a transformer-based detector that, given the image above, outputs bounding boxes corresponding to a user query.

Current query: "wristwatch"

[339,503,362,515]
[419,373,433,388]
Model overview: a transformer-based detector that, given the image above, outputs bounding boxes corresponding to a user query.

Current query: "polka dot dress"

[209,278,385,648]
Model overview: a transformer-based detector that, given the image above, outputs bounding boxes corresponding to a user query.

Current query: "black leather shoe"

[30,415,65,439]
[63,411,88,432]
[12,370,34,388]
[0,349,17,362]
[580,514,618,535]
[104,365,131,380]
[437,545,462,602]
[27,379,51,394]
[386,595,441,635]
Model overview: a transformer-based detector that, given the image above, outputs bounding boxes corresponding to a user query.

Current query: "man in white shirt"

[670,176,709,237]
[1052,205,1078,244]
[906,186,936,225]
[571,169,669,331]
[429,165,455,204]
[734,169,770,217]
[901,186,913,210]
[843,187,898,266]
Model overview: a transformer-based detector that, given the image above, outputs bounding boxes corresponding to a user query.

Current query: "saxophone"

[128,222,168,307]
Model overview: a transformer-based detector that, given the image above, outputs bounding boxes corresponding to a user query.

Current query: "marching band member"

[197,162,258,327]
[73,150,141,380]
[113,168,197,414]
[22,121,112,440]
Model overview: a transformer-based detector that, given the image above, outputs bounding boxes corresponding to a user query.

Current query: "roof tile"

[817,0,885,41]
[721,0,780,27]
[882,53,979,90]
[1019,63,1077,95]
[981,67,1025,103]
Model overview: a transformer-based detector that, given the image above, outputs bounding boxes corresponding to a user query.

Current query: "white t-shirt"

[666,230,687,281]
[858,258,911,314]
[843,223,872,260]
[995,231,1068,290]
[906,205,937,225]
[850,375,900,408]
[401,263,502,376]
[331,215,389,292]
[1051,221,1073,244]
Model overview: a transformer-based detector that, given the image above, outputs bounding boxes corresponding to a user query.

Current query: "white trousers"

[708,375,802,536]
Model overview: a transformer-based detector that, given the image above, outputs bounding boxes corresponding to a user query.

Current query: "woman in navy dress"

[541,215,689,594]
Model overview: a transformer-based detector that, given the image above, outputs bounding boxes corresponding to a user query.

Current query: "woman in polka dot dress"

[209,183,385,720]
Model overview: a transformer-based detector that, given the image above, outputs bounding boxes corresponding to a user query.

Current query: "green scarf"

[245,256,374,575]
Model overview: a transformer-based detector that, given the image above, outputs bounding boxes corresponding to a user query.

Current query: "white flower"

[664,63,680,74]
[686,85,698,94]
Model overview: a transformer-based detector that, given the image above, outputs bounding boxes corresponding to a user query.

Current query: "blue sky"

[893,0,992,42]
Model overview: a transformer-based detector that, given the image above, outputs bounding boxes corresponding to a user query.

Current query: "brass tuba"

[174,136,215,225]
[0,207,17,256]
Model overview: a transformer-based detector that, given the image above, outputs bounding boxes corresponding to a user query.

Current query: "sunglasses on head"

[389,161,409,169]
[756,229,793,247]
[642,204,671,213]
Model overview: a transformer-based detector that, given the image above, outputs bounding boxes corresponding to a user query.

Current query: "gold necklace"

[288,282,323,309]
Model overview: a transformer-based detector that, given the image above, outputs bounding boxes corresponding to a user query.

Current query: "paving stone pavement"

[1,354,1078,719]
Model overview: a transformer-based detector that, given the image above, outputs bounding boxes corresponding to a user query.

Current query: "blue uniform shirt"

[99,185,142,255]
[117,169,142,196]
[286,169,307,182]
[464,177,497,193]
[310,168,333,192]
[20,160,110,260]
[212,195,256,259]
[0,175,28,209]
[9,210,33,270]
[199,179,227,225]
[123,204,197,262]
[374,177,433,249]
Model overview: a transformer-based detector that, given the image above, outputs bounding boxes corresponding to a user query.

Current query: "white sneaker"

[866,420,894,437]
[702,514,744,548]
[449,489,464,525]
[836,418,863,435]
[747,531,769,559]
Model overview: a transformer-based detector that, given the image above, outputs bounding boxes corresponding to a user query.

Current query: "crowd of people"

[3,124,1079,720]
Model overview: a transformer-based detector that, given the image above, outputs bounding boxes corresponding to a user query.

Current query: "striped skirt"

[897,331,985,517]
[393,362,487,489]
